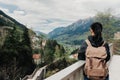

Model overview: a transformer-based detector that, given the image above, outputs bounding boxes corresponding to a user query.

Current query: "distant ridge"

[48,18,93,45]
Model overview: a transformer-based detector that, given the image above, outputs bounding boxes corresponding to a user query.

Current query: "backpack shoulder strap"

[85,39,92,46]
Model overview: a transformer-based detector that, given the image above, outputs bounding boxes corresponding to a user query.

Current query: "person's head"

[90,22,103,41]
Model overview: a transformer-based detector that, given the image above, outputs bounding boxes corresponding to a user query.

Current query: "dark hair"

[90,22,103,42]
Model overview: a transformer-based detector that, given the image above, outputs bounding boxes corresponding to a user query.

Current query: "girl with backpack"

[78,22,110,80]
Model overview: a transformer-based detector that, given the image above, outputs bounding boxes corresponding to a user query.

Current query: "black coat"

[78,36,110,62]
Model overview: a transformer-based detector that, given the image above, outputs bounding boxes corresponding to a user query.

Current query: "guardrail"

[36,69,45,80]
[22,68,39,80]
[22,76,28,80]
[45,60,85,80]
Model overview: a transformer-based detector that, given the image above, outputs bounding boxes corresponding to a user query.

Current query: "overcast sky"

[0,0,120,33]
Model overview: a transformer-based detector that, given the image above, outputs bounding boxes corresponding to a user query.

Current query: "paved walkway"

[109,55,120,80]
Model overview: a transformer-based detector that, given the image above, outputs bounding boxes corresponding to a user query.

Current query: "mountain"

[48,27,65,38]
[0,10,26,29]
[0,10,27,47]
[48,18,93,45]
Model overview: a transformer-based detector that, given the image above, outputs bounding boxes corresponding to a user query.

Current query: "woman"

[78,22,110,80]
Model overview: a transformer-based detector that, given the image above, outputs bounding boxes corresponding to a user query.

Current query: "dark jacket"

[78,36,110,62]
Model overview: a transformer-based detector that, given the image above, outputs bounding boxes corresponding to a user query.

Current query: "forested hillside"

[0,10,35,80]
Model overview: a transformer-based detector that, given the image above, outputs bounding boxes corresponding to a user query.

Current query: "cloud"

[13,10,25,15]
[0,7,9,13]
[0,0,120,33]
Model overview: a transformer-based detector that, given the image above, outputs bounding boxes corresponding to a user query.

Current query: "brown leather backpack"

[84,39,108,80]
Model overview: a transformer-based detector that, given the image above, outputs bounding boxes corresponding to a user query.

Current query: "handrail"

[45,60,85,80]
[22,68,39,80]
[28,68,39,79]
[25,66,47,80]
[22,76,28,80]
[36,69,44,80]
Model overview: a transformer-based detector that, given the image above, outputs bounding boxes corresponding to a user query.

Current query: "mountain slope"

[48,18,93,45]
[0,10,26,29]
[0,10,27,47]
